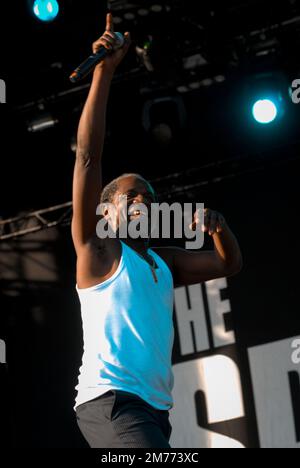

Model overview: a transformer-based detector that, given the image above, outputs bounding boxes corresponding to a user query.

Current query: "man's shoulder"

[75,236,122,289]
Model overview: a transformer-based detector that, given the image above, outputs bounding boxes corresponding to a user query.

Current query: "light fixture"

[252,98,278,124]
[27,113,58,132]
[33,0,59,22]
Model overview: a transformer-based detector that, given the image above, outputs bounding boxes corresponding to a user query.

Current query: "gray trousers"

[76,389,172,448]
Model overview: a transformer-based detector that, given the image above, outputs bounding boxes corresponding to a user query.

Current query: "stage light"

[33,0,59,22]
[151,5,163,13]
[124,12,135,21]
[27,113,58,132]
[138,9,149,16]
[252,98,278,124]
[113,16,123,25]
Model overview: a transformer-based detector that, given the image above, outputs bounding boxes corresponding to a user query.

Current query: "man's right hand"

[93,13,131,73]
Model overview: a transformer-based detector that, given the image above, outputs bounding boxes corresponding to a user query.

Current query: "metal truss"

[0,202,72,241]
[1,145,299,242]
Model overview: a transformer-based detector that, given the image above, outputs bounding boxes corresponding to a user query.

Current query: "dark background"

[0,0,300,447]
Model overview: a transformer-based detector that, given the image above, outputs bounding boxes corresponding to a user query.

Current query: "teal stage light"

[252,99,278,125]
[33,0,59,22]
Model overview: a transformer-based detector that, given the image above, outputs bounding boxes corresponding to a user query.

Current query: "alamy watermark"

[291,79,300,104]
[0,79,6,104]
[96,197,206,249]
[291,338,300,365]
[0,339,6,364]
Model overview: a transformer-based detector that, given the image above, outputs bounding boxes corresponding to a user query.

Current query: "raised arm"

[158,208,243,287]
[71,14,131,253]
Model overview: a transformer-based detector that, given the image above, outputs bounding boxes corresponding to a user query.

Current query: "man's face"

[112,175,156,237]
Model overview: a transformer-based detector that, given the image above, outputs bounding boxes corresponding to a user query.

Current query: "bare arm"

[71,14,131,253]
[164,209,243,287]
[72,67,113,252]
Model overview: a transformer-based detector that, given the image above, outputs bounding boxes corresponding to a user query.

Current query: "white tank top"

[74,240,175,411]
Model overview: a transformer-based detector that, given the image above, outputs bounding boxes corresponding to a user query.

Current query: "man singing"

[72,13,243,448]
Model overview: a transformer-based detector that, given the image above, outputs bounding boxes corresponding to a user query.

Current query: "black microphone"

[69,32,124,83]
